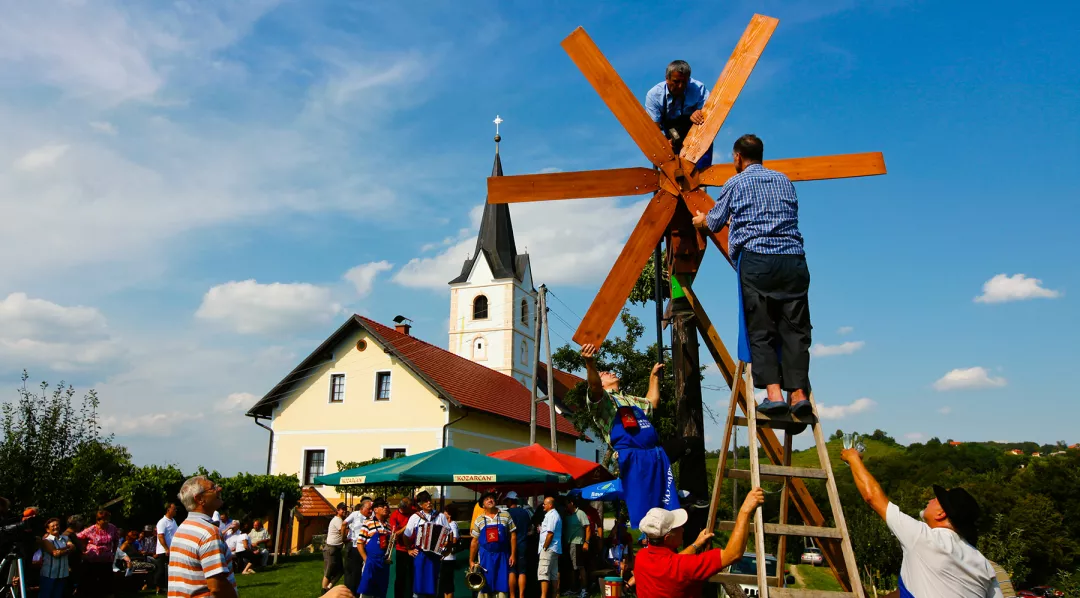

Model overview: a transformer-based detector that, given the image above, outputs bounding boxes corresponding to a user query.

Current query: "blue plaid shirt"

[705,163,805,261]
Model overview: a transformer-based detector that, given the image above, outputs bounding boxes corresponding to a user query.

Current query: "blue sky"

[0,0,1076,474]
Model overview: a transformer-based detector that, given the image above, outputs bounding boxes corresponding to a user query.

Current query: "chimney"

[392,315,412,336]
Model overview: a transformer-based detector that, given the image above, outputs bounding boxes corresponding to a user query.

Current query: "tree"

[978,513,1031,585]
[0,371,133,518]
[117,464,186,525]
[333,455,416,499]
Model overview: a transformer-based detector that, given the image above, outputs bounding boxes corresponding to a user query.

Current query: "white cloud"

[837,326,854,335]
[904,432,925,442]
[817,397,874,419]
[195,280,343,334]
[0,292,122,371]
[215,392,258,414]
[343,261,393,297]
[13,144,70,171]
[933,367,1007,391]
[975,274,1061,303]
[811,341,865,357]
[394,198,652,289]
[101,411,205,436]
[89,121,117,135]
[938,406,953,415]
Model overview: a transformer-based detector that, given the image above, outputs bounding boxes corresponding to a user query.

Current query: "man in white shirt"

[344,498,373,592]
[224,523,255,575]
[154,502,178,594]
[841,448,1002,598]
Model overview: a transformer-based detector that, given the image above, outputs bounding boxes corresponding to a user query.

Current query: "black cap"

[372,498,389,509]
[932,485,980,545]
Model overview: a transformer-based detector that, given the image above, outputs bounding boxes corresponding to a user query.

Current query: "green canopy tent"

[313,446,571,487]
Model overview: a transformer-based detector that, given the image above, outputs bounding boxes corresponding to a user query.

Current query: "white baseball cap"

[638,507,688,538]
[505,491,519,500]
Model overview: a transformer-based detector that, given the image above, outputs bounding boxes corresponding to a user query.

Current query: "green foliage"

[333,454,416,498]
[979,513,1031,584]
[627,253,667,307]
[218,472,302,522]
[846,503,902,591]
[117,464,186,524]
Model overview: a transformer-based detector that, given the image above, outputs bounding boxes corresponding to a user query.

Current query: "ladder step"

[769,589,857,598]
[709,573,783,587]
[714,521,843,539]
[724,465,828,482]
[736,411,817,431]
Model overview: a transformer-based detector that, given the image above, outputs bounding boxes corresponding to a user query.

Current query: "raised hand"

[739,487,765,515]
[651,363,664,377]
[581,343,599,362]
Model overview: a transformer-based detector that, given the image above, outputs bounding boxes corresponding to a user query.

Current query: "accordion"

[415,522,453,555]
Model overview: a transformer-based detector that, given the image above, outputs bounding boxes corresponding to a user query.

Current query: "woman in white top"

[38,517,77,598]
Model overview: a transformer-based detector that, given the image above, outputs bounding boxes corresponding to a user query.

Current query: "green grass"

[790,564,844,591]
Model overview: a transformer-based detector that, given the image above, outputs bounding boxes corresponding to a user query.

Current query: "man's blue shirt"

[644,78,709,124]
[705,163,805,261]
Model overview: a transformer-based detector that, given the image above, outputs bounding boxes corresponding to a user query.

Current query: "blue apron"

[736,253,753,363]
[356,524,390,597]
[898,576,916,598]
[412,513,441,596]
[611,400,679,528]
[478,516,511,594]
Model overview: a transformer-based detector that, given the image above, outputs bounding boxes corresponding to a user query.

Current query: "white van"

[716,554,796,598]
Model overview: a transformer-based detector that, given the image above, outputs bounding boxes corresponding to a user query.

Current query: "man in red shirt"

[388,497,416,598]
[633,487,765,598]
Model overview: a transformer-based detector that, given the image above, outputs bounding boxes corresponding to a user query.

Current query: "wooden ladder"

[707,361,864,598]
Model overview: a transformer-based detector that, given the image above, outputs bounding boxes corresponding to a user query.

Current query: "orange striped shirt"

[168,511,236,596]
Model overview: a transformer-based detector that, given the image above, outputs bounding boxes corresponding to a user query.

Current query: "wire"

[546,289,584,324]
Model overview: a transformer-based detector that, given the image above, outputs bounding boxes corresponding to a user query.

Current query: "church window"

[520,341,528,364]
[473,295,489,320]
[520,299,529,325]
[473,336,487,360]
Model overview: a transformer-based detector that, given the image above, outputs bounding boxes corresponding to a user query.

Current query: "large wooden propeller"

[487,15,887,347]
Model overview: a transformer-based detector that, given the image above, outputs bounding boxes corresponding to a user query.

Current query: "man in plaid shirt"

[693,134,814,426]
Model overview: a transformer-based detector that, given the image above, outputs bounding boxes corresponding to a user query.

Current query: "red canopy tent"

[483,443,613,495]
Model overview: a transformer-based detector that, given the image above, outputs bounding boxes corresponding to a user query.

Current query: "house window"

[473,295,488,320]
[473,336,487,360]
[328,373,345,403]
[383,448,406,459]
[520,299,529,325]
[375,371,391,401]
[520,341,528,364]
[303,449,325,485]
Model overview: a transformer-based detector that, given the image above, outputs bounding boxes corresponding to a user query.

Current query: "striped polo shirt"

[168,511,236,596]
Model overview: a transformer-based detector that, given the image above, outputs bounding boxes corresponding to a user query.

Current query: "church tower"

[448,121,537,389]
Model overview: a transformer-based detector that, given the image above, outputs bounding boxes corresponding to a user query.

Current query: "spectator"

[224,522,256,575]
[217,511,234,539]
[38,517,77,598]
[247,519,272,568]
[170,475,238,598]
[117,530,156,576]
[607,513,632,579]
[389,497,416,598]
[76,509,120,598]
[538,496,563,598]
[323,502,348,592]
[439,504,459,598]
[344,499,373,591]
[504,492,533,598]
[138,526,157,556]
[62,515,85,598]
[154,502,178,595]
[562,496,592,598]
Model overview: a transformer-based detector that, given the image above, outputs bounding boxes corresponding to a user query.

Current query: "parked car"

[716,554,796,598]
[800,547,824,567]
[1031,587,1064,598]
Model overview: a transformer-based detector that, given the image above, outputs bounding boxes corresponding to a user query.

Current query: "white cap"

[505,491,519,501]
[638,508,688,539]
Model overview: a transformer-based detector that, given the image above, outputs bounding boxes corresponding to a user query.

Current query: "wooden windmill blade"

[699,152,887,186]
[572,191,678,346]
[680,14,780,164]
[561,27,675,167]
[487,167,659,204]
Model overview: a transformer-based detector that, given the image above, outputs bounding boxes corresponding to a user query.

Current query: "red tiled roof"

[297,487,336,518]
[538,362,586,400]
[359,316,583,438]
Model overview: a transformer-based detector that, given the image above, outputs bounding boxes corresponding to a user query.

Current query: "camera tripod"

[0,549,26,598]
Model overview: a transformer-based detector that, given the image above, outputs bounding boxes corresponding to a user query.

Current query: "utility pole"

[540,285,558,452]
[529,286,542,446]
[653,244,665,364]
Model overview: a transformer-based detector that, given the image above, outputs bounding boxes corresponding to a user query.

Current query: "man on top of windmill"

[692,134,813,426]
[644,60,714,170]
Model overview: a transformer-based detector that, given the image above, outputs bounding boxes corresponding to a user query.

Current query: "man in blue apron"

[355,498,393,598]
[693,134,814,426]
[582,344,687,528]
[405,491,451,598]
[469,492,517,598]
[644,60,714,171]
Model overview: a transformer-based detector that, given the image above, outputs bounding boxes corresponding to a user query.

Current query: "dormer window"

[473,295,489,320]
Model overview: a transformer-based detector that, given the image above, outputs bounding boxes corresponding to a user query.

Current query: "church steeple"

[449,117,527,284]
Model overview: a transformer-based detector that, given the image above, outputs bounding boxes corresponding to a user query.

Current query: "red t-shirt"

[388,507,415,552]
[633,544,726,598]
[581,504,602,537]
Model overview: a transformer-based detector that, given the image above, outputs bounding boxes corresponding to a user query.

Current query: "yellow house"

[245,315,584,503]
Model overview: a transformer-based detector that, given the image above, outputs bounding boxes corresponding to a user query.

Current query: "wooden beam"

[486,167,659,204]
[682,284,853,592]
[680,14,779,164]
[572,192,677,346]
[561,28,675,166]
[714,520,842,539]
[699,152,887,187]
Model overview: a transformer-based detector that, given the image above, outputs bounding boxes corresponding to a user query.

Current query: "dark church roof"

[449,141,530,284]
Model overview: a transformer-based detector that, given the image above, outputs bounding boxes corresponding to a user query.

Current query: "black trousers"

[394,550,414,598]
[154,553,169,590]
[739,251,812,392]
[344,546,363,591]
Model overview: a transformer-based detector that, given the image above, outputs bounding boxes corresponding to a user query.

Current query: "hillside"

[704,436,904,481]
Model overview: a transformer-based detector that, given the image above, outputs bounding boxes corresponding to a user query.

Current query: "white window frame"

[373,370,392,402]
[300,447,328,486]
[327,372,346,404]
[381,446,408,460]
